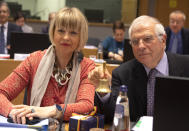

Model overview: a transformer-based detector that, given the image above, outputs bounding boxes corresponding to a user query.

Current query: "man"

[102,20,125,62]
[41,12,56,34]
[89,15,189,123]
[14,12,33,33]
[0,2,22,54]
[166,10,189,54]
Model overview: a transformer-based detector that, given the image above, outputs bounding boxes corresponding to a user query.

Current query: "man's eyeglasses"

[130,34,163,46]
[170,19,183,25]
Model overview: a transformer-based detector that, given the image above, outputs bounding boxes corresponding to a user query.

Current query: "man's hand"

[88,65,112,87]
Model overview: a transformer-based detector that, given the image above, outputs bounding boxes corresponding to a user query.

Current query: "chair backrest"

[123,39,134,62]
[82,47,98,58]
[10,32,51,58]
[86,37,101,47]
[0,59,24,105]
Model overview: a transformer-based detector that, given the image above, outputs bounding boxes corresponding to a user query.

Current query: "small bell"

[95,61,111,93]
[95,78,111,93]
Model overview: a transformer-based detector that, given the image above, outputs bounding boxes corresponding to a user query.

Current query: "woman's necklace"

[52,60,72,86]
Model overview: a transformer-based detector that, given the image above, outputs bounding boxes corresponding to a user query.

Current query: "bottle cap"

[120,85,128,92]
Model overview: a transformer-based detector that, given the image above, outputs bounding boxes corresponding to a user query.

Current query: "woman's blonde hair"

[49,7,88,51]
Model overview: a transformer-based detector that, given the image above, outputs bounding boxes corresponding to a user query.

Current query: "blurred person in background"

[41,12,56,34]
[102,20,125,63]
[0,2,22,54]
[14,12,33,33]
[166,10,189,54]
[0,7,95,124]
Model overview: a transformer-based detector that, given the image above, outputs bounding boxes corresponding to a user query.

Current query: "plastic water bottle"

[112,85,130,131]
[97,43,103,60]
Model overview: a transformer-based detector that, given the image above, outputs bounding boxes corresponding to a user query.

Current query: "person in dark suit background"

[165,10,189,54]
[41,12,56,34]
[0,2,22,54]
[89,15,189,123]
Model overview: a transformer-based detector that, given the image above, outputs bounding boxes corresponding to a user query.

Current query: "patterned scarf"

[30,45,81,106]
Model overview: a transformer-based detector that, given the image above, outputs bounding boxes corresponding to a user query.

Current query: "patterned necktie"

[171,35,178,53]
[147,68,158,116]
[0,25,5,54]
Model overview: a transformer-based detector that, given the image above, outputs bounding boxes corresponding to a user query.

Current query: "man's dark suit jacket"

[95,52,189,123]
[165,27,189,54]
[6,22,22,54]
[7,22,22,46]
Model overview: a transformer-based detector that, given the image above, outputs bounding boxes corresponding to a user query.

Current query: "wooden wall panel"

[138,0,149,16]
[155,0,189,28]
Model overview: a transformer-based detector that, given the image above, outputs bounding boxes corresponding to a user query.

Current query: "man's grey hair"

[128,15,166,42]
[0,1,10,13]
[170,10,186,21]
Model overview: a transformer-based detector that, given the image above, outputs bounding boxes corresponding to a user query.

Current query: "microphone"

[77,51,84,63]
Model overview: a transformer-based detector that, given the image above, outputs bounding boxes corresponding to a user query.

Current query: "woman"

[0,7,95,124]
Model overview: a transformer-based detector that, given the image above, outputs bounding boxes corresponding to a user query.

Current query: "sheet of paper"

[0,115,8,123]
[0,115,48,129]
[84,45,97,49]
[131,116,153,131]
[0,127,37,131]
[14,53,30,60]
[0,54,10,59]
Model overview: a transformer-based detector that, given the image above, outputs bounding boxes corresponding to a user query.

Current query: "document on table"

[131,116,153,131]
[0,115,49,130]
[14,53,30,60]
[84,45,97,49]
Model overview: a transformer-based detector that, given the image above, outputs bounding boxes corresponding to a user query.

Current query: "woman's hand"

[9,105,56,124]
[88,65,112,87]
[9,105,32,124]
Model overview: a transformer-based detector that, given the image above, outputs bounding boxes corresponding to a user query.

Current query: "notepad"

[14,53,30,60]
[131,116,153,131]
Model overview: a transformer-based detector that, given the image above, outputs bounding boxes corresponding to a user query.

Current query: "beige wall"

[6,0,66,21]
[6,0,36,14]
[35,0,66,20]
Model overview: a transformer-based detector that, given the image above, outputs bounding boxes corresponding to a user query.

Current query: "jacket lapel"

[130,60,148,111]
[167,52,182,76]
